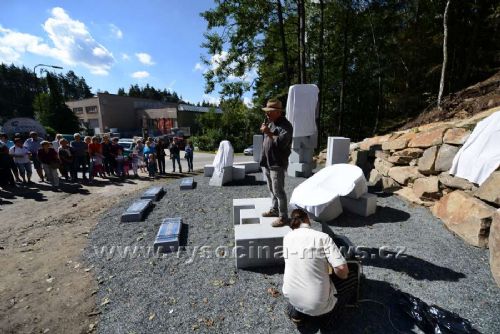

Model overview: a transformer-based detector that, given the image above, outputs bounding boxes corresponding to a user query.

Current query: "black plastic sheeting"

[395,292,481,334]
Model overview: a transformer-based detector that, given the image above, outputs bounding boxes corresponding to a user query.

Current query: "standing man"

[155,138,167,175]
[23,131,44,182]
[260,100,293,227]
[169,138,182,173]
[70,133,88,181]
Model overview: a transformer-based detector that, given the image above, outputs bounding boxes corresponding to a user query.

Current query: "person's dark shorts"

[32,155,42,170]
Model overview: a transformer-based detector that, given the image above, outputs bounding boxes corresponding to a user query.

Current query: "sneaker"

[262,210,279,217]
[272,217,288,227]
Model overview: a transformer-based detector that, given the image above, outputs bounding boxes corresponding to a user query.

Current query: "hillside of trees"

[200,0,499,144]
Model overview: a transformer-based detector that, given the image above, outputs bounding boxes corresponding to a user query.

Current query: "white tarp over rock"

[212,140,234,173]
[290,164,368,220]
[285,84,319,137]
[450,111,500,185]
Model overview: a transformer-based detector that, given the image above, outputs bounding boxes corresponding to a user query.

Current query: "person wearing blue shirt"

[0,133,14,149]
[23,131,45,182]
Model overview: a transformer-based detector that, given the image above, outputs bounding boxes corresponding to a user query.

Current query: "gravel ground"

[84,172,500,334]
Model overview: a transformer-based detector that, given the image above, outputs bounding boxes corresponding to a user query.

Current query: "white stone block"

[204,164,214,177]
[312,196,343,221]
[253,134,263,163]
[180,177,194,190]
[232,198,271,225]
[234,161,261,173]
[232,165,246,181]
[141,186,165,201]
[346,174,368,199]
[289,148,314,164]
[121,199,152,222]
[287,162,314,178]
[340,193,377,217]
[326,137,350,166]
[153,218,182,253]
[234,223,291,268]
[209,166,233,186]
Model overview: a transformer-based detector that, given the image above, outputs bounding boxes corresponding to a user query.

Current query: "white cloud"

[121,53,130,60]
[202,94,221,106]
[0,7,115,75]
[135,52,154,66]
[109,24,123,39]
[131,71,150,79]
[193,62,205,72]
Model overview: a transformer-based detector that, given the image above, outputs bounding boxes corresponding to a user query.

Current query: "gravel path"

[84,173,499,334]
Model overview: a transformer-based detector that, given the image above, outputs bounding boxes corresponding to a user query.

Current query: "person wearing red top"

[88,137,103,180]
[38,140,60,189]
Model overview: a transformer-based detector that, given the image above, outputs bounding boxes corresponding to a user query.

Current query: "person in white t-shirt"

[282,208,349,326]
[9,137,32,183]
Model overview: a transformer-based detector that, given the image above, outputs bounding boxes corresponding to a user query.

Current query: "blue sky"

[0,0,244,105]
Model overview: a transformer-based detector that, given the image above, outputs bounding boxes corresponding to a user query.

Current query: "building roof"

[141,107,177,119]
[178,104,222,114]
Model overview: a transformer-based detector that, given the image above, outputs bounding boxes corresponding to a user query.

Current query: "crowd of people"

[0,131,195,190]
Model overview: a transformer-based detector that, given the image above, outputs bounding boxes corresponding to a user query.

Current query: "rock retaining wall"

[316,107,500,286]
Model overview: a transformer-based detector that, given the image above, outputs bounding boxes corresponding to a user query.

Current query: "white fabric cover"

[286,84,319,137]
[290,164,367,219]
[212,140,234,173]
[450,111,500,185]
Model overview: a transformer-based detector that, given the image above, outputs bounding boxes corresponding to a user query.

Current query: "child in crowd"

[123,156,131,177]
[91,152,106,178]
[115,148,125,178]
[130,151,139,178]
[147,153,156,178]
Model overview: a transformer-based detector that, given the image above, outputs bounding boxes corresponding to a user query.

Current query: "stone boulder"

[395,187,434,207]
[413,176,440,200]
[438,172,474,191]
[475,171,500,206]
[382,132,416,151]
[443,128,471,145]
[368,169,382,187]
[418,146,438,175]
[388,155,413,165]
[432,190,496,248]
[359,134,391,154]
[381,176,401,192]
[388,166,423,185]
[374,157,393,176]
[490,211,500,287]
[435,144,459,172]
[393,148,424,159]
[408,126,448,148]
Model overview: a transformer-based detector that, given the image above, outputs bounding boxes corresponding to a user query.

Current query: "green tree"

[35,73,80,133]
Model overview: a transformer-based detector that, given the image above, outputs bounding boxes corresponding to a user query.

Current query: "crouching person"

[282,209,350,327]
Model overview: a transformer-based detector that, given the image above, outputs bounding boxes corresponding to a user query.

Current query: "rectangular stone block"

[289,148,314,164]
[234,223,291,268]
[209,166,233,186]
[153,217,182,253]
[180,177,194,190]
[326,137,350,166]
[232,198,271,225]
[204,164,214,177]
[287,162,314,178]
[141,186,165,201]
[253,134,263,163]
[234,161,260,173]
[232,165,246,181]
[340,193,377,217]
[121,199,152,222]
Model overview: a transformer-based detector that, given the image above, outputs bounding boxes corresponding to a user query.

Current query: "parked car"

[118,138,135,157]
[243,145,254,156]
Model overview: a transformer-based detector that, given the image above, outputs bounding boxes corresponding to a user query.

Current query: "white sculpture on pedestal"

[286,84,319,177]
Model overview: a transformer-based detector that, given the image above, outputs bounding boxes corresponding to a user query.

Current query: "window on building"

[73,107,83,114]
[86,106,98,113]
